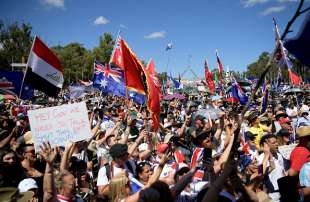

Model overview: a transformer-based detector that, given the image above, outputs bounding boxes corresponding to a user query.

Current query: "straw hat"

[297,126,310,138]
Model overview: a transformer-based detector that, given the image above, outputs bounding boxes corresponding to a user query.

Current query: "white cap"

[18,178,38,192]
[138,143,149,152]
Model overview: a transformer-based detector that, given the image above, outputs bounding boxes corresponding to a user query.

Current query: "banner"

[28,102,91,151]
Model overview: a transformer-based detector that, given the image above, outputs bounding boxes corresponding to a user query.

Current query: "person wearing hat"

[277,128,291,146]
[288,126,310,177]
[247,111,266,149]
[297,109,310,127]
[18,178,39,202]
[97,130,146,196]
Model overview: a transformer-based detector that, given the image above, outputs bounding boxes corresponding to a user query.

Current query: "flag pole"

[19,36,36,99]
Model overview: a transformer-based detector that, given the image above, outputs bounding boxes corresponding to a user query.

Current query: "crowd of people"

[0,87,310,202]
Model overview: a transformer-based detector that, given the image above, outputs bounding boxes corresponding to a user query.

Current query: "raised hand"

[39,142,59,165]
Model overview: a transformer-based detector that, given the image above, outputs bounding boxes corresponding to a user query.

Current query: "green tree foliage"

[0,21,33,70]
[245,52,278,81]
[52,43,94,85]
[92,33,114,64]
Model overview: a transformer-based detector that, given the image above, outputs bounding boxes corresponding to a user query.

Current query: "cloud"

[260,5,286,15]
[41,0,65,8]
[144,31,166,39]
[94,16,109,25]
[120,24,128,29]
[241,0,270,8]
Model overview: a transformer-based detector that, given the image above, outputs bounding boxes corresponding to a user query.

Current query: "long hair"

[109,172,129,202]
[150,181,173,201]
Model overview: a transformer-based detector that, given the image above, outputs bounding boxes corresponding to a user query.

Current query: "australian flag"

[231,78,248,105]
[92,61,145,105]
[0,70,34,100]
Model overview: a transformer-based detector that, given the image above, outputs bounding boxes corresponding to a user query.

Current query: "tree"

[52,43,92,85]
[92,33,114,64]
[0,21,33,70]
[245,52,278,81]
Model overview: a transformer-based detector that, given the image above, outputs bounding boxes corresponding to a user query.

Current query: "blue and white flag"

[0,70,34,100]
[168,74,183,90]
[231,77,248,105]
[68,83,86,99]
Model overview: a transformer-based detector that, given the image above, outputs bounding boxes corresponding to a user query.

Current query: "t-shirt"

[290,146,310,172]
[97,160,136,186]
[299,162,310,187]
[257,152,285,202]
[248,126,264,148]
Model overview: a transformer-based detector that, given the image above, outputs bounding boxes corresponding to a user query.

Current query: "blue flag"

[168,74,183,90]
[231,78,248,105]
[92,61,145,105]
[284,12,310,68]
[261,81,268,114]
[68,83,86,99]
[0,70,34,100]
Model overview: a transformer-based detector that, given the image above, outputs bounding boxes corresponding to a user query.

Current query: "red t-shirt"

[290,146,310,172]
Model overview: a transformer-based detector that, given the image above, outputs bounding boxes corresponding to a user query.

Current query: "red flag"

[216,51,224,85]
[145,59,161,131]
[23,36,63,97]
[273,18,302,86]
[204,59,215,94]
[288,69,301,86]
[110,36,146,94]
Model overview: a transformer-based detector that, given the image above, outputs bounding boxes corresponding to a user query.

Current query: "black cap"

[109,144,128,159]
[277,128,290,137]
[193,130,212,146]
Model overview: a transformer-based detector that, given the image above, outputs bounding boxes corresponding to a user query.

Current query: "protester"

[0,80,309,202]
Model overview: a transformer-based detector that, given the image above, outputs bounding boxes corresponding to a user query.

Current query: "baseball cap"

[156,143,169,154]
[18,178,38,192]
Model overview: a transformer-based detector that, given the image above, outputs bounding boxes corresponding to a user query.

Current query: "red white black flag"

[23,36,63,97]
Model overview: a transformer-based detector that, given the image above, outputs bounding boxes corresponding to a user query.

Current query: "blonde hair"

[109,172,129,202]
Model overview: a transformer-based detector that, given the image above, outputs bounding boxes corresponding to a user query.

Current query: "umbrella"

[192,107,222,121]
[173,93,186,100]
[284,88,303,95]
[163,94,174,100]
[163,93,186,101]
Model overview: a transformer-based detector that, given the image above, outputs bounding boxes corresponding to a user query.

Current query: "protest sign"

[28,102,91,151]
[278,143,297,160]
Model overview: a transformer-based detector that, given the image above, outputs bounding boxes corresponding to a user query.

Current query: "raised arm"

[60,142,75,172]
[40,142,59,202]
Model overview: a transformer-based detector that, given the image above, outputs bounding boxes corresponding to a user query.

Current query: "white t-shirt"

[257,152,285,202]
[286,107,298,117]
[97,165,125,186]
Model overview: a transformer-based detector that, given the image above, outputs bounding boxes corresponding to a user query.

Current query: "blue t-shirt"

[300,161,310,187]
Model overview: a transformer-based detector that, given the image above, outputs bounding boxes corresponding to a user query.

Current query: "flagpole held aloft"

[19,36,37,99]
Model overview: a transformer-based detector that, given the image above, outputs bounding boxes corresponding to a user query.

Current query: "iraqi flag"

[23,36,63,97]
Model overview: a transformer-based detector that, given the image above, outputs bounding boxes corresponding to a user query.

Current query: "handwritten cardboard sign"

[278,143,297,160]
[28,102,91,151]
